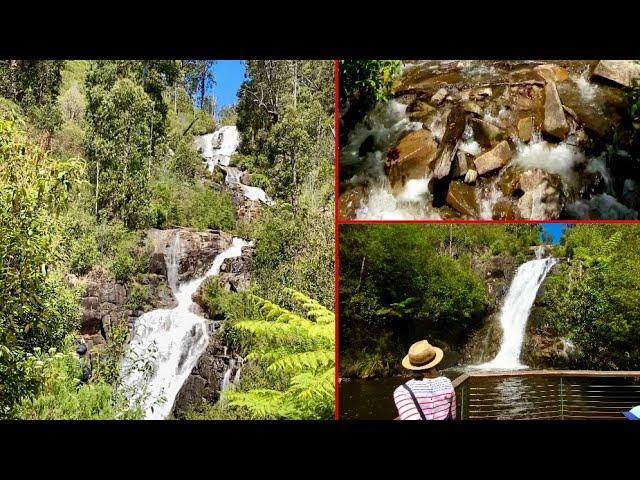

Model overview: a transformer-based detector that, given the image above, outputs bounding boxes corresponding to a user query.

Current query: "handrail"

[459,370,640,378]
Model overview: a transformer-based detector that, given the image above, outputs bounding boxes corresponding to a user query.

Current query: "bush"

[126,282,149,311]
[109,236,150,283]
[69,235,100,275]
[170,138,203,180]
[249,173,269,190]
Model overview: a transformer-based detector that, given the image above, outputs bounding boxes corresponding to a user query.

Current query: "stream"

[339,60,640,220]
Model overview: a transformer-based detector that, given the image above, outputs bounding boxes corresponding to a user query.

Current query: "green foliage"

[109,235,151,283]
[149,171,235,230]
[627,78,640,123]
[0,114,83,416]
[340,60,401,103]
[170,137,203,180]
[126,282,149,311]
[538,225,640,370]
[249,173,269,190]
[15,339,140,420]
[222,289,334,420]
[69,233,100,275]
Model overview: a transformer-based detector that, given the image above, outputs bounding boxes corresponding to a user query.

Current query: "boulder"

[407,100,436,122]
[492,198,519,220]
[446,181,479,218]
[430,88,448,105]
[384,130,437,194]
[474,141,512,176]
[515,169,564,220]
[592,60,640,88]
[543,81,569,139]
[453,151,474,178]
[432,106,467,180]
[470,118,505,147]
[534,64,569,83]
[464,169,478,184]
[517,117,534,142]
[461,101,483,116]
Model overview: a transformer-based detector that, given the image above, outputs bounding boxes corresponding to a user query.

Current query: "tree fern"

[225,289,335,420]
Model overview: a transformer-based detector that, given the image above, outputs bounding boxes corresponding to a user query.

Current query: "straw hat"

[402,340,444,371]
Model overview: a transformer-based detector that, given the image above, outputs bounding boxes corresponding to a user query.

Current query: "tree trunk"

[95,160,100,219]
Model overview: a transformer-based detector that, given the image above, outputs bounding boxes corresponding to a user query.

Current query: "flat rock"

[473,140,512,176]
[461,101,483,116]
[446,181,479,218]
[543,81,569,139]
[534,64,570,83]
[592,60,640,88]
[384,130,437,194]
[470,118,505,147]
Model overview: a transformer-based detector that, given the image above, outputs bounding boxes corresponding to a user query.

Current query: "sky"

[209,60,245,115]
[540,224,567,244]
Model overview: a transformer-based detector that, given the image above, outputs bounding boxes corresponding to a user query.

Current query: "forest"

[0,60,334,419]
[339,223,640,379]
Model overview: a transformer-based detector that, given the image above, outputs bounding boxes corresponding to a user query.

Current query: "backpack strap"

[402,383,427,420]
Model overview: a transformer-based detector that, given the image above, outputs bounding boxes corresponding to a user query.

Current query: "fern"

[225,289,335,420]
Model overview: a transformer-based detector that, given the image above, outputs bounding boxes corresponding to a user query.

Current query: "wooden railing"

[454,370,640,420]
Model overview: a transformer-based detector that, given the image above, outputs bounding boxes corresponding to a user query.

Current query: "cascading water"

[194,126,272,204]
[478,247,556,370]
[120,236,252,420]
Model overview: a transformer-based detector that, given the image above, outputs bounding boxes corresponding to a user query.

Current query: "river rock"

[432,106,467,180]
[517,117,534,142]
[470,118,505,147]
[534,64,569,83]
[461,101,483,117]
[492,198,518,220]
[407,100,436,122]
[473,141,512,176]
[592,60,640,88]
[464,169,478,184]
[430,88,448,105]
[446,181,479,217]
[543,81,569,139]
[516,169,564,220]
[339,185,367,219]
[384,130,437,194]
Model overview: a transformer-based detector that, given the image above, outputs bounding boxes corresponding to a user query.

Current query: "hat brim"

[622,411,639,420]
[402,347,444,371]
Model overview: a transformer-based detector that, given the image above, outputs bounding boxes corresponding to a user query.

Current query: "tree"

[85,71,156,228]
[0,113,83,417]
[182,60,215,109]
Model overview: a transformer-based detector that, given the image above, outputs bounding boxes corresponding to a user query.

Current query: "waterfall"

[120,236,252,420]
[194,126,272,204]
[478,254,556,370]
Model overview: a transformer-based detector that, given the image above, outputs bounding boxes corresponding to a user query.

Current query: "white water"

[479,251,556,370]
[194,126,271,204]
[120,236,252,419]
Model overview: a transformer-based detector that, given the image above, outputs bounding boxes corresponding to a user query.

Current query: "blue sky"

[209,60,245,115]
[540,224,567,244]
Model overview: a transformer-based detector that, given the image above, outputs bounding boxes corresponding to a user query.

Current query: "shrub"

[69,235,100,275]
[126,282,149,311]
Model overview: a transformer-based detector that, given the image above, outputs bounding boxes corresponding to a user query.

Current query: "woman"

[393,340,456,420]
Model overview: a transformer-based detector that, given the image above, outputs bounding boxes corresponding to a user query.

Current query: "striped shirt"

[394,377,457,420]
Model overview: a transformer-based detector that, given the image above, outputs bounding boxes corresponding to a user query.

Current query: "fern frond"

[267,349,334,374]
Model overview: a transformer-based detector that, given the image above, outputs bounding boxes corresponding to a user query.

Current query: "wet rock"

[517,117,534,142]
[461,101,483,117]
[543,81,569,139]
[464,169,478,184]
[430,88,448,105]
[147,228,233,284]
[148,252,167,277]
[492,198,519,220]
[470,118,505,147]
[534,64,569,83]
[76,341,87,356]
[339,185,367,219]
[384,130,437,194]
[407,100,436,122]
[592,60,640,88]
[446,181,479,218]
[453,151,475,178]
[515,169,564,220]
[473,140,512,176]
[432,106,467,180]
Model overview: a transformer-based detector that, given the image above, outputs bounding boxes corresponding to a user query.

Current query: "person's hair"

[412,370,427,380]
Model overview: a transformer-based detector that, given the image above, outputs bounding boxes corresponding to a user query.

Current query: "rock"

[339,185,367,219]
[592,60,640,88]
[461,101,483,117]
[446,181,479,217]
[240,172,251,185]
[384,130,437,194]
[492,198,518,220]
[453,151,474,178]
[470,118,505,147]
[76,341,87,356]
[407,100,436,122]
[430,88,448,105]
[464,169,478,184]
[173,336,243,416]
[81,365,92,384]
[473,141,512,176]
[432,106,467,180]
[148,252,168,277]
[515,169,564,220]
[534,64,569,83]
[517,117,534,142]
[542,81,569,140]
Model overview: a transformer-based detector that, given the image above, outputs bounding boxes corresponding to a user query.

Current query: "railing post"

[560,376,564,420]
